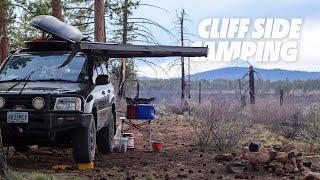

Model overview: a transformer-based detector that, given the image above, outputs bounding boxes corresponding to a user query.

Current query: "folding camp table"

[119,117,153,150]
[119,97,156,150]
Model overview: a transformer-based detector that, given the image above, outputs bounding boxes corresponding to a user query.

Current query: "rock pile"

[217,141,320,179]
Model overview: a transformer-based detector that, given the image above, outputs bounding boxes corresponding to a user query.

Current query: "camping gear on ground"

[52,163,94,170]
[152,141,164,152]
[113,137,128,153]
[249,140,261,152]
[113,125,128,153]
[120,97,156,151]
[123,133,135,150]
[78,162,94,170]
[126,97,155,105]
[52,164,73,170]
[136,104,155,120]
[126,104,156,120]
[127,104,136,119]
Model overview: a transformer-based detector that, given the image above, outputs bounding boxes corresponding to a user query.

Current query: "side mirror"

[96,75,110,85]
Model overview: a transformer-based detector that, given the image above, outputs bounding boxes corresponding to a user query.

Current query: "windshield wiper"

[7,71,35,93]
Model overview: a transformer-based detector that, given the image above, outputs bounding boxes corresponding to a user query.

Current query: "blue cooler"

[136,104,155,120]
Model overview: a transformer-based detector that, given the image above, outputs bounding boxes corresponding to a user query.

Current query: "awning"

[79,42,208,58]
[30,15,208,67]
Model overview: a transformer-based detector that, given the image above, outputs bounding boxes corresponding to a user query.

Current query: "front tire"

[72,118,96,163]
[97,113,114,154]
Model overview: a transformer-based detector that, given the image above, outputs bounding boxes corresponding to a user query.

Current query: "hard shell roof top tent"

[28,15,208,67]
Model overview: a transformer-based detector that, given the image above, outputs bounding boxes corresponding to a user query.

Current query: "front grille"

[2,95,49,110]
[50,97,56,110]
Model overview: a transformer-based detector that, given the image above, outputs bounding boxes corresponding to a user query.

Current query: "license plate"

[7,112,28,123]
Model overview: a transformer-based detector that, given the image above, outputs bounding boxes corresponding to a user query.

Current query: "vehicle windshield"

[0,54,87,82]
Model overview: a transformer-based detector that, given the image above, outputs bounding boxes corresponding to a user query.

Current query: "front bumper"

[0,111,93,136]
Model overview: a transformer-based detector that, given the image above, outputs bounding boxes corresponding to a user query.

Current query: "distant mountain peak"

[226,59,251,68]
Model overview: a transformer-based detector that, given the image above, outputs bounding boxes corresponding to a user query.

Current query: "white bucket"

[123,133,134,150]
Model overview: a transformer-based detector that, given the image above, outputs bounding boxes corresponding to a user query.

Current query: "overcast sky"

[130,0,320,78]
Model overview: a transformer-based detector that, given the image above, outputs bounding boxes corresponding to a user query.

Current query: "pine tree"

[9,0,51,49]
[0,1,8,174]
[52,0,64,21]
[94,0,105,42]
[0,0,9,62]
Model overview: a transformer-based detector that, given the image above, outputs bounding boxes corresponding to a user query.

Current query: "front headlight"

[32,97,45,110]
[54,97,82,111]
[0,97,5,109]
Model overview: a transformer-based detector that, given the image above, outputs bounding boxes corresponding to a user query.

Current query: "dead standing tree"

[187,57,191,99]
[239,65,255,106]
[280,89,284,106]
[248,66,255,104]
[198,81,201,104]
[180,9,186,100]
[108,0,173,98]
[118,0,128,98]
[167,9,194,102]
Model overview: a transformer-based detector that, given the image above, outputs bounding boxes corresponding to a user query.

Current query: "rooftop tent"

[30,15,84,43]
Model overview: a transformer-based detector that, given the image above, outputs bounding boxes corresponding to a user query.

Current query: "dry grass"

[190,101,248,151]
[184,99,320,151]
[6,171,57,180]
[166,100,189,115]
[300,104,320,150]
[250,101,303,139]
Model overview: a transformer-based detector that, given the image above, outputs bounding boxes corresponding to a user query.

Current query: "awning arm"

[59,43,81,68]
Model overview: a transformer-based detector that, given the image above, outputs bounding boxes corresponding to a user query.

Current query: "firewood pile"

[215,141,320,179]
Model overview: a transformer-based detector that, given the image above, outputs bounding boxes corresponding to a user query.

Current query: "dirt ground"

[4,113,315,180]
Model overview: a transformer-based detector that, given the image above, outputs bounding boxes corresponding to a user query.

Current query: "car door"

[92,61,110,130]
[100,63,114,124]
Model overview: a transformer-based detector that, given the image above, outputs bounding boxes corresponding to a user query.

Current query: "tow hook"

[17,127,23,134]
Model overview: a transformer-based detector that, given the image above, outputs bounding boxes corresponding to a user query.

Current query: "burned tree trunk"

[135,80,140,99]
[94,0,106,42]
[248,66,255,104]
[118,0,129,98]
[187,57,191,99]
[280,89,284,106]
[198,81,201,104]
[0,0,9,63]
[180,9,186,100]
[52,0,64,21]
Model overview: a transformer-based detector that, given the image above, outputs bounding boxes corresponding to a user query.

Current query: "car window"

[92,61,103,84]
[100,63,108,75]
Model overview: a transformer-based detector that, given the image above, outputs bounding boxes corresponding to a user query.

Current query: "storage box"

[136,104,155,120]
